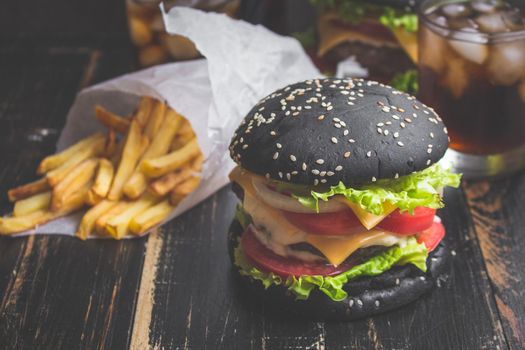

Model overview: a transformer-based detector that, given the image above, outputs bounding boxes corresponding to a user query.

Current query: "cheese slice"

[338,198,397,230]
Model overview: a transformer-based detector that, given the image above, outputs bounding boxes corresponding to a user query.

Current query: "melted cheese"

[338,198,397,230]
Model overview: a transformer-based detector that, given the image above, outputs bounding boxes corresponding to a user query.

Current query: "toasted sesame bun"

[229,78,449,186]
[228,220,448,321]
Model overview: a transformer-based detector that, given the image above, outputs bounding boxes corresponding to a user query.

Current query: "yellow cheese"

[335,197,396,230]
[306,230,399,266]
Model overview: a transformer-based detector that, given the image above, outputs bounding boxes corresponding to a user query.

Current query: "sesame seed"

[395,278,400,285]
[242,144,248,149]
[335,165,343,171]
[427,149,432,154]
[385,121,392,125]
[318,115,325,120]
[400,122,406,128]
[331,137,338,144]
[392,115,400,120]
[316,159,325,165]
[372,177,377,182]
[384,130,389,136]
[327,106,333,111]
[377,122,384,127]
[348,139,355,143]
[426,159,432,165]
[443,127,448,134]
[394,173,399,179]
[366,151,372,157]
[413,113,418,118]
[278,172,283,178]
[276,143,282,149]
[286,173,291,180]
[302,163,307,171]
[334,123,341,128]
[290,155,297,161]
[343,129,349,136]
[340,121,347,127]
[393,132,399,138]
[423,110,430,115]
[320,171,326,177]
[398,108,405,112]
[333,117,341,122]
[430,132,434,138]
[312,169,320,175]
[419,276,426,281]
[285,111,290,116]
[382,107,390,113]
[291,171,298,175]
[404,118,412,123]
[377,128,382,134]
[273,152,279,160]
[270,131,276,136]
[292,112,299,116]
[397,141,404,147]
[314,179,319,186]
[357,299,363,307]
[321,179,327,183]
[375,300,380,307]
[265,173,270,179]
[344,152,351,158]
[327,171,334,176]
[451,250,457,256]
[349,299,354,307]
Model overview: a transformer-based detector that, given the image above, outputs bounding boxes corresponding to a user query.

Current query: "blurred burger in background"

[309,0,421,81]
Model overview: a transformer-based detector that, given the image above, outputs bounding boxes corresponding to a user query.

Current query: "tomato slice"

[377,207,437,235]
[282,206,436,236]
[282,209,363,236]
[417,221,445,252]
[241,226,354,277]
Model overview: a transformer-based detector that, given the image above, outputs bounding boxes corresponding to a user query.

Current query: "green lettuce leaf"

[390,69,419,94]
[379,8,418,32]
[235,237,429,301]
[294,164,461,215]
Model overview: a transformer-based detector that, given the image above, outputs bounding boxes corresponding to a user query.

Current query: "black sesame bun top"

[229,78,449,186]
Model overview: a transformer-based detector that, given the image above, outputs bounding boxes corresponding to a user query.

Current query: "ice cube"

[472,0,504,14]
[441,57,469,98]
[476,13,509,32]
[419,26,448,74]
[449,40,489,64]
[487,42,525,85]
[442,3,472,18]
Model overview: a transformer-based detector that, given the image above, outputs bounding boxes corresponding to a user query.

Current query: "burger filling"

[230,164,460,302]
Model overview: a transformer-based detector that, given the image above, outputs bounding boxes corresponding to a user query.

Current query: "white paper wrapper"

[16,7,320,238]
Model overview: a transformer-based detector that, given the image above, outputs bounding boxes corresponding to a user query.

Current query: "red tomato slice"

[377,207,437,235]
[241,226,354,277]
[417,221,445,252]
[282,209,363,236]
[282,207,436,236]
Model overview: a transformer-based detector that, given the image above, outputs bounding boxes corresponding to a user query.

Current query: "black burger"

[228,78,460,320]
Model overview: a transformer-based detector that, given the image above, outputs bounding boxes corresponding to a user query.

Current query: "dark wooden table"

[1,2,524,349]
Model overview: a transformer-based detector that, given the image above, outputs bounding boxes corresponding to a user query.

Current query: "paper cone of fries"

[1,7,320,238]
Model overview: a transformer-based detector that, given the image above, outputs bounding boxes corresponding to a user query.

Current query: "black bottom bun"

[228,219,448,321]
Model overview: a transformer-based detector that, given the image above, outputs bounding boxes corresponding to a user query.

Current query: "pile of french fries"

[0,97,203,239]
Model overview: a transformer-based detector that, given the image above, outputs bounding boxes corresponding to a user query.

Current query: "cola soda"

[418,0,525,155]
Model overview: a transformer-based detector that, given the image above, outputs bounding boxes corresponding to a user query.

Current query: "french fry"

[149,167,194,197]
[91,159,114,198]
[51,158,98,211]
[0,186,86,235]
[76,200,119,240]
[46,136,106,186]
[105,194,159,239]
[37,132,105,174]
[94,202,129,236]
[144,100,167,140]
[104,128,118,158]
[169,176,200,205]
[129,199,174,235]
[86,189,102,206]
[134,96,154,127]
[170,119,195,151]
[95,105,130,134]
[108,120,148,200]
[8,177,50,202]
[123,110,183,199]
[13,191,52,217]
[141,138,200,178]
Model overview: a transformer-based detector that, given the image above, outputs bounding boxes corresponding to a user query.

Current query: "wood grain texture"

[464,178,525,349]
[131,186,509,350]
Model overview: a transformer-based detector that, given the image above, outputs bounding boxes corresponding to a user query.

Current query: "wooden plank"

[0,48,144,349]
[464,178,525,349]
[131,185,508,349]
